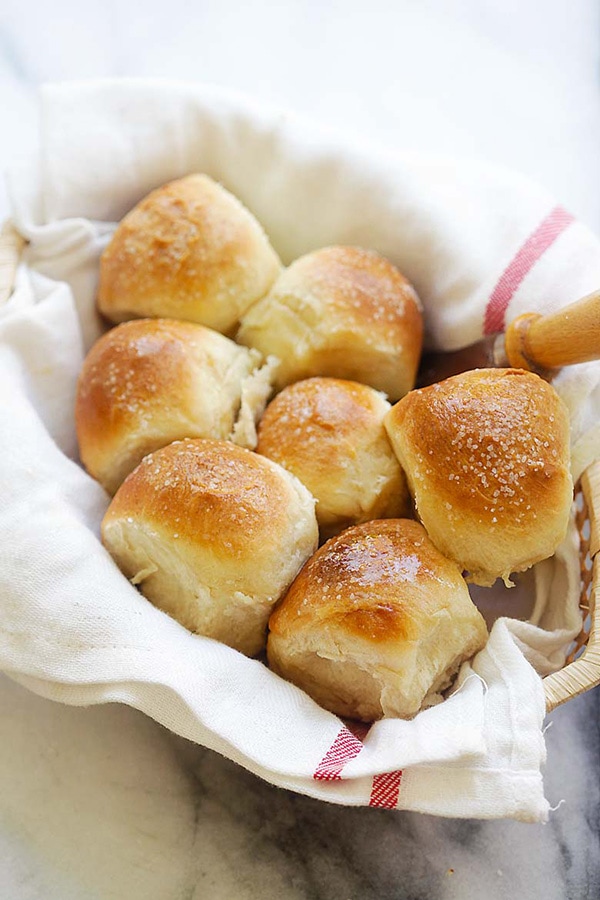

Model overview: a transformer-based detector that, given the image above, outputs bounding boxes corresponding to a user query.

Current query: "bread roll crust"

[256,377,409,538]
[102,438,318,656]
[75,318,273,494]
[384,368,573,586]
[98,174,281,333]
[268,519,487,721]
[238,246,423,400]
[106,439,291,558]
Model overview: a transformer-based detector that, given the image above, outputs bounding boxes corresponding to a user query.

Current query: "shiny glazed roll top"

[268,519,487,721]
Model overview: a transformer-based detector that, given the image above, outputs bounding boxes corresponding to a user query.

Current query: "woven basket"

[1,220,598,714]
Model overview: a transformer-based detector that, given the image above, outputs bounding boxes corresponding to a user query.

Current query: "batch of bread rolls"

[76,173,573,722]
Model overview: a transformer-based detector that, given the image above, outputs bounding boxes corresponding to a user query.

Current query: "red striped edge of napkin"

[313,723,402,809]
[483,205,574,336]
[370,770,403,808]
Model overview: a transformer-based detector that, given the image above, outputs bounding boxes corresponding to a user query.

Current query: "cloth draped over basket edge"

[1,80,599,822]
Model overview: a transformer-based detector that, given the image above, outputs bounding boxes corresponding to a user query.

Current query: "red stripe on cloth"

[313,726,365,781]
[483,206,574,335]
[369,770,402,809]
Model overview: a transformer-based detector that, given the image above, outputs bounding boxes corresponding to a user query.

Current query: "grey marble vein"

[2,672,598,900]
[175,711,597,900]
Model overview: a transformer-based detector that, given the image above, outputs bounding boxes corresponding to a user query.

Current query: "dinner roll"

[256,377,410,539]
[76,319,277,494]
[267,519,487,721]
[102,438,318,656]
[237,246,423,401]
[98,174,281,333]
[384,368,573,587]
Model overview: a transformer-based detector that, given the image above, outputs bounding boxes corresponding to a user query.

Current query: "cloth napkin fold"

[2,80,598,822]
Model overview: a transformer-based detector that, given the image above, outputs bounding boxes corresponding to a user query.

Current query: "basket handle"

[543,461,600,712]
[503,289,600,373]
[0,221,25,306]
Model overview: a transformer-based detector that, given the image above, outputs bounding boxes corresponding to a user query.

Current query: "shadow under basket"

[1,220,599,715]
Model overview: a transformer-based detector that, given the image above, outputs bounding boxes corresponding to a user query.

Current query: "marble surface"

[1,1,599,897]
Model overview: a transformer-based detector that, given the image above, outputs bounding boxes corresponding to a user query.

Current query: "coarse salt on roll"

[98,174,281,334]
[257,377,409,539]
[76,318,277,494]
[384,368,573,587]
[238,246,423,401]
[102,438,318,657]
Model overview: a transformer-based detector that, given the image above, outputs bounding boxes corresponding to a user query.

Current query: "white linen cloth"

[1,80,599,822]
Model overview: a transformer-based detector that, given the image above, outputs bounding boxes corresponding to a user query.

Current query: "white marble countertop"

[1,2,599,897]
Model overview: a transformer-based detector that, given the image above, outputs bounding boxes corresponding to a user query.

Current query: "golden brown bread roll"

[237,246,423,401]
[256,377,410,539]
[267,519,487,721]
[102,438,318,656]
[384,368,573,587]
[98,174,281,333]
[75,318,277,494]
